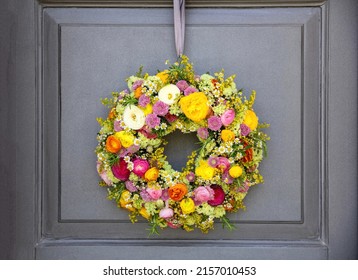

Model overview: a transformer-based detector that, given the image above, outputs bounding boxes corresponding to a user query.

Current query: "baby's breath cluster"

[96,55,269,234]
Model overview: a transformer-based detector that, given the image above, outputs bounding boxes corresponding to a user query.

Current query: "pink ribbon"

[173,0,185,57]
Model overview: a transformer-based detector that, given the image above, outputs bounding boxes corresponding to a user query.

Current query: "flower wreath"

[96,56,269,234]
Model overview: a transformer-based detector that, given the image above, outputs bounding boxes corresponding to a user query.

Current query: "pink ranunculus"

[221,109,236,126]
[207,184,225,206]
[183,86,198,96]
[125,180,138,192]
[132,158,150,177]
[145,113,161,129]
[167,221,180,229]
[161,189,170,201]
[146,187,163,200]
[197,127,209,139]
[194,186,214,204]
[208,116,222,131]
[132,79,143,90]
[222,170,234,184]
[240,123,251,136]
[217,157,230,172]
[238,181,250,193]
[159,207,174,219]
[176,80,189,92]
[113,120,124,132]
[139,126,157,139]
[99,171,113,186]
[111,158,130,181]
[153,101,169,116]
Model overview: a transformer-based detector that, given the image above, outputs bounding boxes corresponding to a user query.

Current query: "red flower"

[112,158,130,181]
[207,184,225,206]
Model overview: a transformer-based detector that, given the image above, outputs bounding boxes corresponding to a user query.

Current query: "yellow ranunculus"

[179,92,210,123]
[139,207,150,220]
[119,190,134,211]
[229,165,243,178]
[140,104,153,116]
[115,131,134,148]
[180,198,195,214]
[221,129,235,142]
[195,160,216,180]
[243,110,258,131]
[156,71,169,84]
[144,167,159,182]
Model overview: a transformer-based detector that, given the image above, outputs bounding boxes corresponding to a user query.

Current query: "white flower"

[122,105,145,130]
[158,84,180,105]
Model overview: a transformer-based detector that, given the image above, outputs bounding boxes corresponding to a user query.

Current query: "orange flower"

[168,183,188,201]
[134,86,142,98]
[108,108,116,119]
[105,135,122,153]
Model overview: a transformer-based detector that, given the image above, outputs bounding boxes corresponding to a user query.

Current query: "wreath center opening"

[163,130,200,171]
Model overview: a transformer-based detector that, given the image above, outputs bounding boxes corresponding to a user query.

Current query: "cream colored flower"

[122,105,145,130]
[158,84,180,105]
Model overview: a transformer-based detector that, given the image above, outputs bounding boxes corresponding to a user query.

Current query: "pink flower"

[132,80,143,90]
[114,120,123,132]
[197,127,209,139]
[238,181,250,193]
[176,80,189,91]
[222,171,234,184]
[208,116,222,131]
[194,186,214,204]
[140,189,152,202]
[240,123,251,136]
[159,207,174,219]
[184,86,198,96]
[207,184,225,206]
[111,158,130,181]
[132,158,150,177]
[153,101,169,116]
[217,157,230,172]
[145,113,161,129]
[161,189,170,201]
[139,126,157,139]
[186,172,195,182]
[147,187,162,200]
[208,156,218,167]
[221,109,236,126]
[127,145,140,154]
[125,181,138,192]
[97,161,113,186]
[138,95,150,107]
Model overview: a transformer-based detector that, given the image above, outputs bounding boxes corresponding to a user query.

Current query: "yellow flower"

[179,92,210,123]
[139,207,150,220]
[115,131,134,148]
[221,129,235,142]
[140,104,153,116]
[119,191,135,211]
[243,110,258,131]
[180,198,195,214]
[195,160,216,180]
[144,167,159,182]
[229,165,243,178]
[156,71,169,84]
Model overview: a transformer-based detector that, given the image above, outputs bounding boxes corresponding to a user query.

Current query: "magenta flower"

[111,158,130,181]
[159,207,174,219]
[138,95,150,107]
[184,86,198,96]
[146,187,162,200]
[153,101,169,116]
[221,109,236,126]
[176,80,189,91]
[208,116,222,131]
[161,189,170,201]
[194,186,214,204]
[139,126,157,139]
[165,113,178,123]
[197,127,209,139]
[207,184,225,206]
[208,156,219,168]
[240,123,251,136]
[145,113,161,129]
[132,80,143,90]
[132,158,150,177]
[125,180,138,192]
[186,172,195,182]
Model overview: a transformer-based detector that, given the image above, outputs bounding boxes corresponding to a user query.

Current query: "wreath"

[96,56,269,234]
